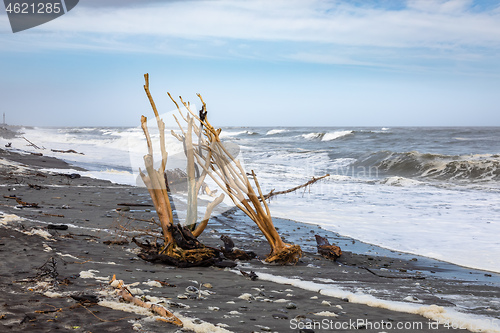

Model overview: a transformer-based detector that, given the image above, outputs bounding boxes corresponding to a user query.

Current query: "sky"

[1,0,500,127]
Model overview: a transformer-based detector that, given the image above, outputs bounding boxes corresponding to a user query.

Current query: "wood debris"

[109,275,183,327]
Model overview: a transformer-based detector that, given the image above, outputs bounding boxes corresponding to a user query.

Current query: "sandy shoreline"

[1,141,499,332]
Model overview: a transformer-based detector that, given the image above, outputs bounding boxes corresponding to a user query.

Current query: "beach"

[1,128,500,333]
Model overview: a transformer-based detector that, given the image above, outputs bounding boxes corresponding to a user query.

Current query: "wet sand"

[1,145,499,333]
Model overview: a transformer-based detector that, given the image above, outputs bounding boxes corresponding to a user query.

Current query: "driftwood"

[315,235,342,261]
[57,173,81,179]
[103,239,129,245]
[51,149,84,155]
[240,270,258,281]
[169,100,225,234]
[137,74,224,264]
[117,203,153,207]
[139,74,174,246]
[220,235,257,261]
[132,225,220,268]
[23,136,43,149]
[3,195,41,208]
[28,183,46,190]
[43,213,65,218]
[361,266,426,280]
[47,224,68,230]
[109,275,183,327]
[155,280,176,287]
[168,95,302,264]
[263,174,330,200]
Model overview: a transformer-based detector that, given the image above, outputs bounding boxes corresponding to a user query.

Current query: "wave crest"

[358,151,500,182]
[266,129,287,136]
[322,130,353,141]
[301,130,353,141]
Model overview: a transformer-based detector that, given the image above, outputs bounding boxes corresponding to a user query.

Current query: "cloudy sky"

[1,0,499,127]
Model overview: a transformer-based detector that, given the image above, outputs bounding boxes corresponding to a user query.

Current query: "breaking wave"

[322,130,353,141]
[219,130,257,138]
[356,151,500,182]
[301,130,353,141]
[266,129,288,136]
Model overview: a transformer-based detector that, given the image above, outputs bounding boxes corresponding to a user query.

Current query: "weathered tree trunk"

[137,74,225,266]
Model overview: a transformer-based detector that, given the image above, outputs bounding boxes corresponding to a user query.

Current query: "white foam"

[0,213,23,224]
[314,311,338,317]
[79,270,99,279]
[175,313,234,333]
[380,176,424,187]
[267,178,500,274]
[251,271,500,333]
[23,228,53,240]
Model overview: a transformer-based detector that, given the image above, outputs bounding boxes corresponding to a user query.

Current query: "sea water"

[4,125,500,274]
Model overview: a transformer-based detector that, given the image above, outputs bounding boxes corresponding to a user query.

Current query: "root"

[265,243,303,265]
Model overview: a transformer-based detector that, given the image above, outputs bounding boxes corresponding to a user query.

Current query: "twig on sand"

[361,266,425,280]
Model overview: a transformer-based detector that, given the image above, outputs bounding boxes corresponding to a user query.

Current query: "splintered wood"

[109,275,183,327]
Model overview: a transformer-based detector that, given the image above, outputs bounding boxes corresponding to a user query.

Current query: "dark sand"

[1,144,499,333]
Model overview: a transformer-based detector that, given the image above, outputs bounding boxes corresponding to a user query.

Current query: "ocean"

[7,125,500,274]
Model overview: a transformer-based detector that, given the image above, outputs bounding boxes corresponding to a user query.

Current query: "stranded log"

[315,235,342,261]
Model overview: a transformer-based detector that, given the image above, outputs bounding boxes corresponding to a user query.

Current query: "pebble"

[286,302,297,309]
[185,286,199,294]
[272,313,288,320]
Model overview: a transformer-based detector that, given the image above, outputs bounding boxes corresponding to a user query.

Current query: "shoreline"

[1,145,499,332]
[271,215,500,282]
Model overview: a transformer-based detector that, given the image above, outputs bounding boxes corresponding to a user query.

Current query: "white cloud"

[2,0,499,71]
[407,0,474,13]
[37,0,499,47]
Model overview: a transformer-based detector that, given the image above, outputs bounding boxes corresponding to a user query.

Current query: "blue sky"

[1,0,499,127]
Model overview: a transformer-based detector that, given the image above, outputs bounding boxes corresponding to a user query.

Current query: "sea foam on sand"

[246,271,500,333]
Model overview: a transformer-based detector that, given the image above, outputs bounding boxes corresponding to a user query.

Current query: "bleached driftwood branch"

[139,74,174,245]
[169,94,302,264]
[168,93,224,236]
